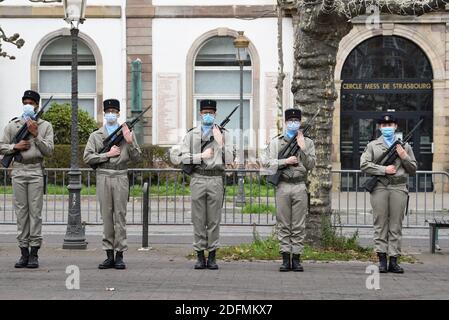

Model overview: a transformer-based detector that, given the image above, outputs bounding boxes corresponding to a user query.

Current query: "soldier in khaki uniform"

[263,108,316,272]
[0,90,54,269]
[84,99,142,270]
[361,113,417,274]
[179,100,234,270]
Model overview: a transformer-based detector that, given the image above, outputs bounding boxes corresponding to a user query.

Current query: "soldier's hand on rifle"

[201,148,214,160]
[122,124,133,144]
[296,131,306,150]
[107,145,121,158]
[212,125,224,147]
[13,140,31,151]
[385,165,397,175]
[26,120,39,138]
[285,156,298,166]
[396,144,408,160]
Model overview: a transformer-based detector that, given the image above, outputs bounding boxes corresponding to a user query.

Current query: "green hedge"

[44,144,170,169]
[45,145,87,168]
[42,144,171,186]
[41,103,99,145]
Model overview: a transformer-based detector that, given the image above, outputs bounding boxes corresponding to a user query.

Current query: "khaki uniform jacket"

[262,135,316,181]
[83,126,142,169]
[0,117,54,171]
[360,136,417,189]
[179,126,235,171]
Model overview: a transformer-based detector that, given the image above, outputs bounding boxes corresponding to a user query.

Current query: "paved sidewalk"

[1,233,449,300]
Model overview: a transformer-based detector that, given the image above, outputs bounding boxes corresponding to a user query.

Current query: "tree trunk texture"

[291,3,352,245]
[276,3,286,136]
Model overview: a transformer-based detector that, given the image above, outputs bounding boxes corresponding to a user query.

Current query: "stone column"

[332,80,342,192]
[126,0,153,145]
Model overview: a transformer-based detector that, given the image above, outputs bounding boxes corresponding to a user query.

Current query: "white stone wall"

[1,0,124,6]
[0,15,125,132]
[151,17,294,147]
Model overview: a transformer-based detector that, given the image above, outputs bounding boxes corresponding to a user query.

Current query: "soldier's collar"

[99,126,109,136]
[374,136,390,149]
[374,137,385,145]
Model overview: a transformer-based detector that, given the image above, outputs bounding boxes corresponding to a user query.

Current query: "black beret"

[200,100,217,111]
[285,108,301,121]
[103,99,120,112]
[22,90,40,104]
[377,113,398,124]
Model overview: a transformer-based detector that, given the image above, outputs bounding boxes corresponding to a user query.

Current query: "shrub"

[41,102,99,145]
[43,144,172,186]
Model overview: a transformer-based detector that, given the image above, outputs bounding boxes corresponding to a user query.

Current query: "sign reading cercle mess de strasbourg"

[342,79,433,92]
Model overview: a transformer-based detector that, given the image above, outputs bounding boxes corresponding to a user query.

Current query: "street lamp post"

[233,31,249,206]
[62,0,88,249]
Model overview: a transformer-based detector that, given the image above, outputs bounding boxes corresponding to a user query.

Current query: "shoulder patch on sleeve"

[9,117,19,123]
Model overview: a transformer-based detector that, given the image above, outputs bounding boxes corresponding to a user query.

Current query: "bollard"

[138,182,151,251]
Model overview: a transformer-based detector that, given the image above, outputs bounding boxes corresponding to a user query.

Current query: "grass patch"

[1,181,276,198]
[226,184,275,198]
[1,183,188,197]
[213,233,383,262]
[213,234,415,263]
[240,203,276,214]
[188,223,416,263]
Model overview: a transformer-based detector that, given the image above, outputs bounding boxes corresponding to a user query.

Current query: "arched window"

[340,35,433,190]
[39,37,97,117]
[193,36,252,145]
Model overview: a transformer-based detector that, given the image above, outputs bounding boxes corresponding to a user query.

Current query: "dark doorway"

[340,36,433,191]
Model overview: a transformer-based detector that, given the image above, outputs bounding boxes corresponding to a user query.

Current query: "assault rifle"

[266,108,321,186]
[90,105,151,170]
[362,118,423,193]
[1,96,53,168]
[182,104,240,175]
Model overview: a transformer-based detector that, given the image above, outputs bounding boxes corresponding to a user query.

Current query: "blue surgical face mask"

[23,104,36,120]
[104,112,118,125]
[285,120,300,139]
[201,114,215,126]
[286,120,301,132]
[380,127,395,139]
[380,126,396,147]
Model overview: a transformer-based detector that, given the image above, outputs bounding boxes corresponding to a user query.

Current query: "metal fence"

[332,170,449,229]
[0,168,448,229]
[0,168,277,226]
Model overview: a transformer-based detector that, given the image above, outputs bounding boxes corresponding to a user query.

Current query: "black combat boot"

[114,251,126,270]
[98,250,115,269]
[377,252,388,273]
[291,254,304,272]
[388,256,404,274]
[26,247,39,269]
[206,250,219,270]
[14,247,29,268]
[279,252,291,272]
[194,251,206,269]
